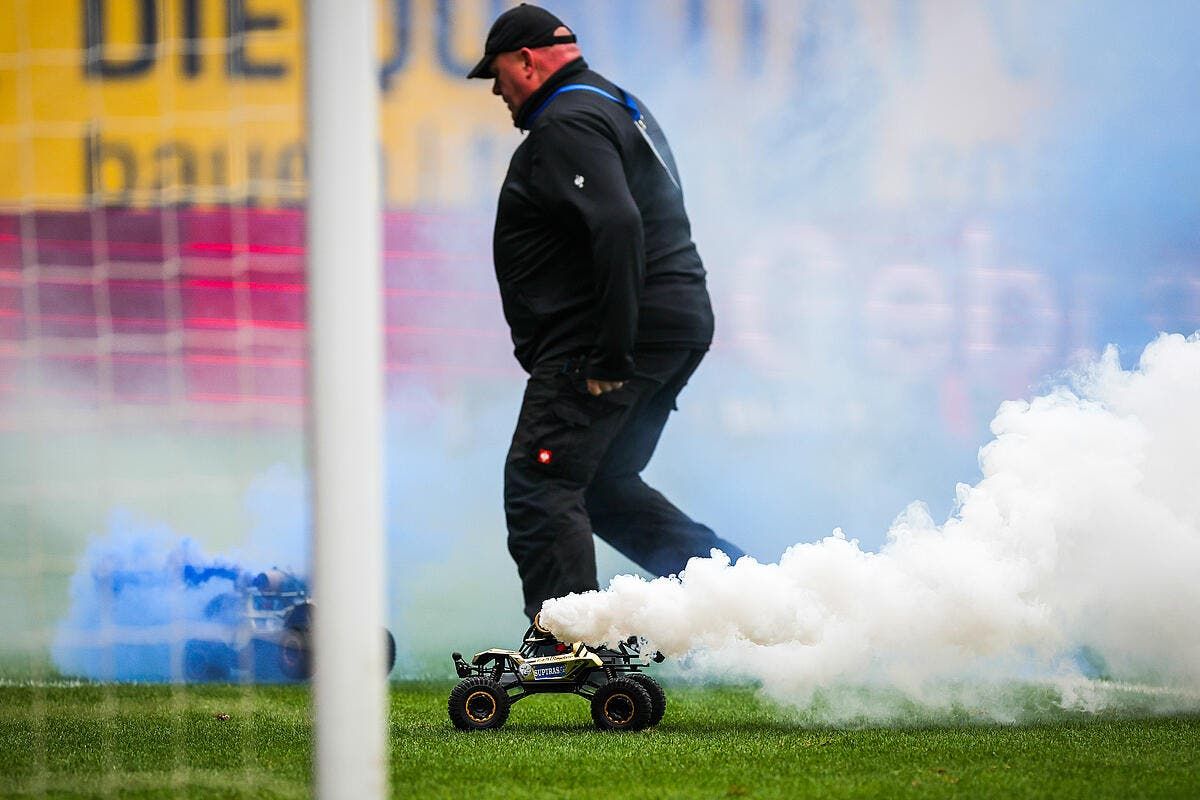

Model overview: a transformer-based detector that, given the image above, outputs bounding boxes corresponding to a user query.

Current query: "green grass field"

[1,682,1198,799]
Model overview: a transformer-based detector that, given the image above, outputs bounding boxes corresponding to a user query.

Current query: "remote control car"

[448,614,666,732]
[183,567,396,682]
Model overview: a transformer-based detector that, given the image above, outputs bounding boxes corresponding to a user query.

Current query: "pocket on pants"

[525,389,632,484]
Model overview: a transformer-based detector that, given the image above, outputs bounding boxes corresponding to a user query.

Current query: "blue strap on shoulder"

[526,83,636,126]
[524,83,680,190]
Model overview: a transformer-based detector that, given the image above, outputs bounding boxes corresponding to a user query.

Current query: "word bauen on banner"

[0,0,527,209]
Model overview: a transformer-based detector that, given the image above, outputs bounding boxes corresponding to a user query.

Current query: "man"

[468,3,745,620]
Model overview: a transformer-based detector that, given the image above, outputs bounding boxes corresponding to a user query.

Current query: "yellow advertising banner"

[0,0,522,209]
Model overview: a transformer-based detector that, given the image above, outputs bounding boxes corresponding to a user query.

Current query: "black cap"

[466,4,576,79]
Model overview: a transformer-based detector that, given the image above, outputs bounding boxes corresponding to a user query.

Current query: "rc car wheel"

[384,629,397,675]
[626,673,667,727]
[277,626,395,681]
[278,626,312,680]
[183,639,235,682]
[590,678,653,732]
[448,677,510,731]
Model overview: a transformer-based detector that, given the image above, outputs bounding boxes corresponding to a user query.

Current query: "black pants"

[504,347,745,620]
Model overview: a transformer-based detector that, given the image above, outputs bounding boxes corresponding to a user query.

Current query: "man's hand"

[586,379,625,396]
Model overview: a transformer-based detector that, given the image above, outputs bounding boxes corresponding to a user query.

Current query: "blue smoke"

[52,483,314,683]
[53,512,249,681]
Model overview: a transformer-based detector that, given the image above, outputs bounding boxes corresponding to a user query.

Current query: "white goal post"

[305,1,388,799]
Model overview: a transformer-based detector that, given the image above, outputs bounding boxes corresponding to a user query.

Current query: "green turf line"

[1,683,1197,799]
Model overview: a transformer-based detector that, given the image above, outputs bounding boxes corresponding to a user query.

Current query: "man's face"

[491,51,534,121]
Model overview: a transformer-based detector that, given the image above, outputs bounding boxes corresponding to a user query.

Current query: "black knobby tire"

[448,677,510,731]
[183,640,234,682]
[590,678,653,732]
[278,627,312,680]
[384,629,397,675]
[626,673,666,727]
[277,625,395,681]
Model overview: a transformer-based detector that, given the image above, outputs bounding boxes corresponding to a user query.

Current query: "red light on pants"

[537,448,553,464]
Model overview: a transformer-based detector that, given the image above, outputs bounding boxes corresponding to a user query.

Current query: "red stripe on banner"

[186,241,305,256]
[186,316,307,331]
[185,278,306,293]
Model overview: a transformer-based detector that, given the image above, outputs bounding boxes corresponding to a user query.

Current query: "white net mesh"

[0,0,522,792]
[3,0,1200,795]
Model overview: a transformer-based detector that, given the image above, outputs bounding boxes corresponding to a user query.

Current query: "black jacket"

[493,59,714,381]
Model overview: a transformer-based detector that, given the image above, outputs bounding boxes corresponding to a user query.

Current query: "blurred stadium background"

[2,0,1198,678]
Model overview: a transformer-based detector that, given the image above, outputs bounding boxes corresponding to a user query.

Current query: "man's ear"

[518,47,535,76]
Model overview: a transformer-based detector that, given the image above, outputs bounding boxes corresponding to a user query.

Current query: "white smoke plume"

[542,333,1200,718]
